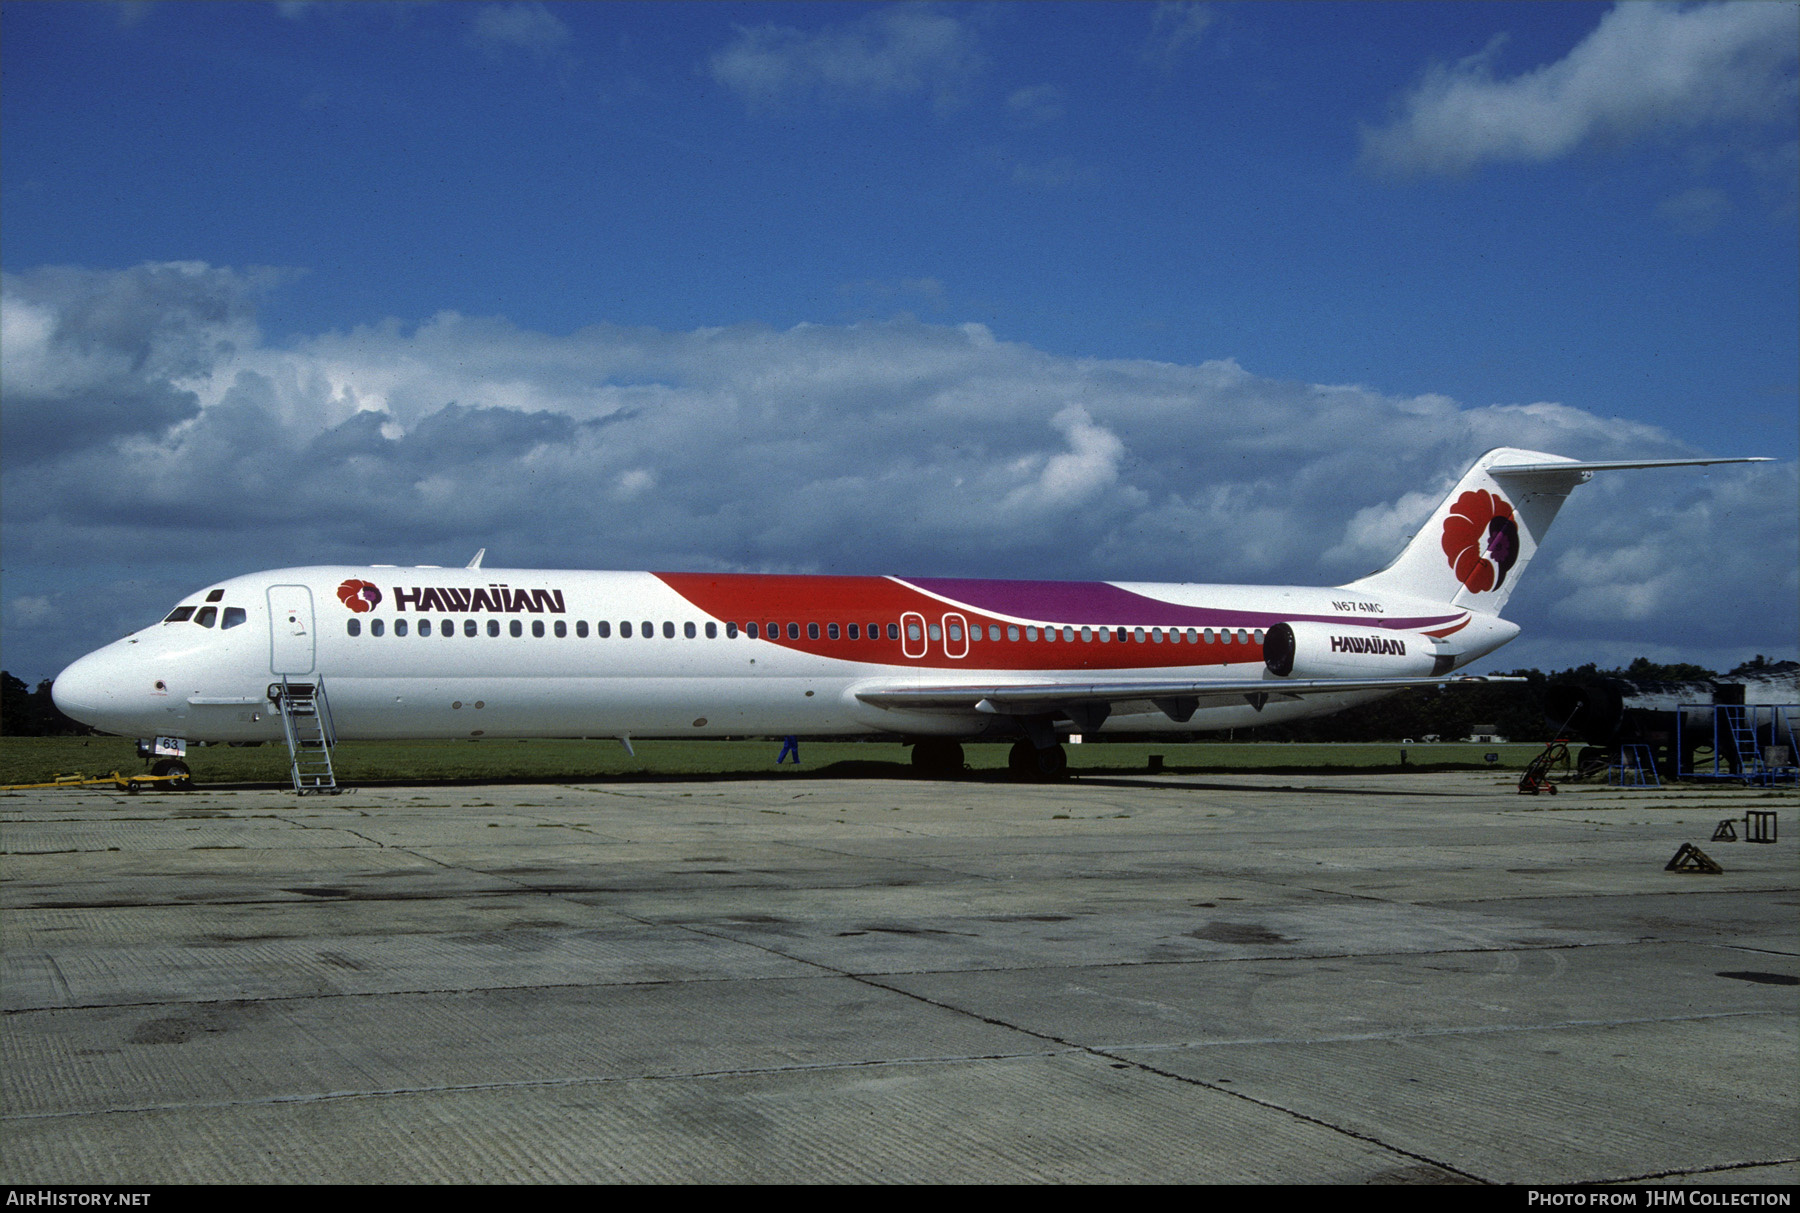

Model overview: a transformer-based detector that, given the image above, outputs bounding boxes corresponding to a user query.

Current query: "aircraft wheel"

[150,759,193,790]
[1036,744,1068,780]
[911,739,965,777]
[1008,740,1038,780]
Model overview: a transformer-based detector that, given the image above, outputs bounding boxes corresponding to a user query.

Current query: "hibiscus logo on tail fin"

[1441,490,1520,594]
[336,579,382,612]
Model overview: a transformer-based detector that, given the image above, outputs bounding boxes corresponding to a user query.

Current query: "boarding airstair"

[1721,707,1765,781]
[273,677,340,794]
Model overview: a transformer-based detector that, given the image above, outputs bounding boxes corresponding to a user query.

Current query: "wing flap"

[858,673,1516,720]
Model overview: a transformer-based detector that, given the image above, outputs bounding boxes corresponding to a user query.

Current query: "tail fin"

[1340,447,1767,614]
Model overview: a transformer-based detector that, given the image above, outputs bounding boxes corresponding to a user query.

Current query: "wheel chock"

[1665,843,1723,874]
[1711,819,1738,842]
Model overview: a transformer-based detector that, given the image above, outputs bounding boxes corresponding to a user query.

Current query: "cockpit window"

[221,607,247,629]
[205,589,225,603]
[164,606,196,623]
[194,606,218,628]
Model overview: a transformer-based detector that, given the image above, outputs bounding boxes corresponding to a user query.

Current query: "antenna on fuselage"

[466,548,486,570]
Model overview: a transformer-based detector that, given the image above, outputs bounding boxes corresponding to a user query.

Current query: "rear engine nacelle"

[1263,621,1454,679]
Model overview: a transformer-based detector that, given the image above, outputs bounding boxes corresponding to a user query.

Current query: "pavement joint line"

[2,936,1750,1018]
[848,970,1493,1184]
[0,1047,1083,1123]
[1599,1158,1800,1184]
[1712,942,1800,958]
[1086,1008,1784,1052]
[1101,1047,1497,1184]
[1421,886,1800,907]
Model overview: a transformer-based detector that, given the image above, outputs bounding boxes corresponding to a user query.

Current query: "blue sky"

[3,1,1796,686]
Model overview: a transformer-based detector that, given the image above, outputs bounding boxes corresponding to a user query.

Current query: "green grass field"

[0,735,1546,788]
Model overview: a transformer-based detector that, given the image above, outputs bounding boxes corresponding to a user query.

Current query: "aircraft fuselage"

[50,566,1519,744]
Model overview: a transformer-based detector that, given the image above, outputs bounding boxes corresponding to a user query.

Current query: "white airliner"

[51,447,1763,780]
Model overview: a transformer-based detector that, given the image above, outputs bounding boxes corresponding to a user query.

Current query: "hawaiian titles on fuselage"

[391,585,567,614]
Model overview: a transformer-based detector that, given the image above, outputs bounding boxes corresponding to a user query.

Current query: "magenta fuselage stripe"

[902,577,1459,631]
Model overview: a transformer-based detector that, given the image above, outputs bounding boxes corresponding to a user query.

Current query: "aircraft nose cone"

[52,651,113,725]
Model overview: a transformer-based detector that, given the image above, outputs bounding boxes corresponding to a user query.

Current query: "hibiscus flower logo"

[1441,490,1520,594]
[336,579,382,613]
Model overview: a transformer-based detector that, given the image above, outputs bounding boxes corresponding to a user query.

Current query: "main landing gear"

[910,738,965,777]
[1008,739,1067,781]
[908,737,1070,780]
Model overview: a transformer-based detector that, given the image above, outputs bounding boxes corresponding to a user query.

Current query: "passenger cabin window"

[347,618,361,637]
[465,620,478,637]
[371,619,385,637]
[597,621,610,638]
[510,620,523,638]
[574,620,586,638]
[726,622,738,638]
[194,607,217,628]
[487,620,499,637]
[395,619,408,637]
[705,622,717,639]
[684,622,696,639]
[621,621,633,638]
[554,620,565,638]
[165,606,196,623]
[419,619,432,637]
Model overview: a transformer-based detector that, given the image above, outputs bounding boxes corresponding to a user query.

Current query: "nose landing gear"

[149,759,193,790]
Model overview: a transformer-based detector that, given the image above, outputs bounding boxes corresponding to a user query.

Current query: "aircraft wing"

[856,673,1521,724]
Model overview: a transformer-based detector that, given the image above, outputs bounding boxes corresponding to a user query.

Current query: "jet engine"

[1263,621,1455,679]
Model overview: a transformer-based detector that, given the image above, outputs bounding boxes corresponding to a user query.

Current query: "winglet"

[466,548,486,570]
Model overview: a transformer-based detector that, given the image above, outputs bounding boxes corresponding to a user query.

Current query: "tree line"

[0,672,91,736]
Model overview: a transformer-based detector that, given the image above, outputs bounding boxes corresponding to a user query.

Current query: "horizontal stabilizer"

[1490,456,1768,479]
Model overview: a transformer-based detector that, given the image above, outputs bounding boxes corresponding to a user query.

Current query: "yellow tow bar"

[0,771,191,793]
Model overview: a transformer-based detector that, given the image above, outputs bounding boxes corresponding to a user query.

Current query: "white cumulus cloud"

[1363,1,1800,174]
[710,4,983,113]
[1,261,1792,680]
